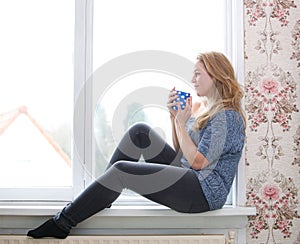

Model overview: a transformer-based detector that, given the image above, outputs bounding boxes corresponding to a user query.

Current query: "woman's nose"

[191,75,196,83]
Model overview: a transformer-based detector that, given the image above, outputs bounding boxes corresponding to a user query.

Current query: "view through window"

[0,0,74,188]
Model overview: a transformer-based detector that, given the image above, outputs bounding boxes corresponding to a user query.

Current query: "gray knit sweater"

[181,110,245,210]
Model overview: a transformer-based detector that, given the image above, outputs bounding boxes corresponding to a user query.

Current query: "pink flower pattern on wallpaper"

[244,0,300,243]
[263,185,280,200]
[245,0,297,26]
[261,78,278,94]
[245,67,298,132]
[247,170,300,240]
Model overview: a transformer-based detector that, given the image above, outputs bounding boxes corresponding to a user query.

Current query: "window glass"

[0,0,74,188]
[93,0,226,202]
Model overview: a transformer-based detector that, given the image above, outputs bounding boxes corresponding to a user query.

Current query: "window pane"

[93,0,225,67]
[0,0,74,187]
[93,0,226,199]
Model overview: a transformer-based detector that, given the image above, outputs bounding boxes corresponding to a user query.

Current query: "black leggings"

[54,123,209,231]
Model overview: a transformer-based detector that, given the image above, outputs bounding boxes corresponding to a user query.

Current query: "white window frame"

[0,0,245,207]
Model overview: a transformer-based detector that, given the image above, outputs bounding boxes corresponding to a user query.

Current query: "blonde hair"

[195,51,246,130]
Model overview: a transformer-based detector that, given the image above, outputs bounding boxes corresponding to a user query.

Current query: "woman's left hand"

[175,97,192,126]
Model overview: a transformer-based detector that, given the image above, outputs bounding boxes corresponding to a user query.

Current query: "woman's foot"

[27,218,69,239]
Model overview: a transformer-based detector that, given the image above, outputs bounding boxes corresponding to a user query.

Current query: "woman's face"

[191,61,214,97]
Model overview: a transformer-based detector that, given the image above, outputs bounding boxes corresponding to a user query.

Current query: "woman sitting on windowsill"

[27,51,246,239]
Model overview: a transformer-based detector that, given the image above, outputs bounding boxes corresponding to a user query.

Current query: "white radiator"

[0,235,230,244]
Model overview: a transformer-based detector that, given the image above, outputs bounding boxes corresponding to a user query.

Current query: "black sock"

[27,218,69,239]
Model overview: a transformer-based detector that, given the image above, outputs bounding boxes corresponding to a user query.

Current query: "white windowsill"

[0,204,255,217]
[0,204,256,235]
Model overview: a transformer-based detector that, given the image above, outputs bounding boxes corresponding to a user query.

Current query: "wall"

[244,0,300,243]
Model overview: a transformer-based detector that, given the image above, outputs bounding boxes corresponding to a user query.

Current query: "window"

[0,0,76,200]
[0,0,244,205]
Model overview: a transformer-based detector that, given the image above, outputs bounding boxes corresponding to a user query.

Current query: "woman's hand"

[175,96,192,126]
[167,87,178,119]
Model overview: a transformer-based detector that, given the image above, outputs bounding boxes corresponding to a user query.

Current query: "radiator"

[0,235,231,244]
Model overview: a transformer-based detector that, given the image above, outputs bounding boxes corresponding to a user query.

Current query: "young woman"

[27,51,246,239]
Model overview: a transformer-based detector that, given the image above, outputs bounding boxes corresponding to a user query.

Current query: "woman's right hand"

[167,87,179,119]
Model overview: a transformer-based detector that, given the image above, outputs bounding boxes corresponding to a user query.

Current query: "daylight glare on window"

[0,0,74,188]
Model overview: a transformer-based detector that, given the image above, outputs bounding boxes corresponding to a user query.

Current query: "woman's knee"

[128,122,151,135]
[127,122,152,148]
[113,161,130,172]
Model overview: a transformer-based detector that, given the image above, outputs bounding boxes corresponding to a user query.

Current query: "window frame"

[0,0,245,206]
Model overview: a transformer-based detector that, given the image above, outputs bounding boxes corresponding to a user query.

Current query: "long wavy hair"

[194,51,246,130]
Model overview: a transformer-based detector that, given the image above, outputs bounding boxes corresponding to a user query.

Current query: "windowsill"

[0,204,255,217]
[0,204,256,235]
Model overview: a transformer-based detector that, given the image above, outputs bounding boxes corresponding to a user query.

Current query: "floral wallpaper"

[244,0,300,243]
